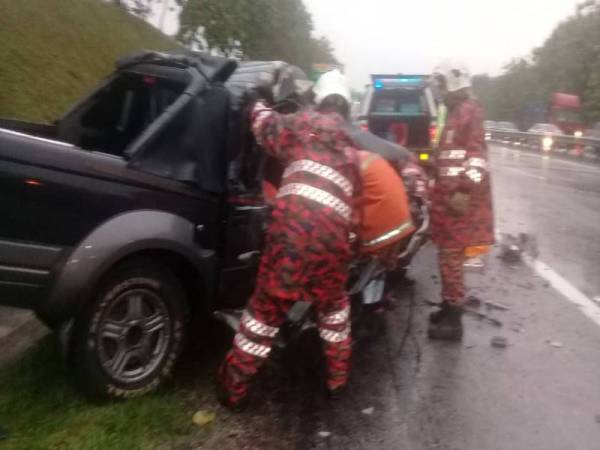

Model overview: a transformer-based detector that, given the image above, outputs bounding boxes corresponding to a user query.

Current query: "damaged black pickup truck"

[0,51,297,398]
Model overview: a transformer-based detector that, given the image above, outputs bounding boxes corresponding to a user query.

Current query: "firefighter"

[428,60,494,341]
[314,70,426,260]
[217,72,360,411]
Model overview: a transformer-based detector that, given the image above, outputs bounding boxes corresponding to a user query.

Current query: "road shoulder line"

[524,256,600,327]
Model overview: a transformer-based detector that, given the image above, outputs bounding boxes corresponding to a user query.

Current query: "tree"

[473,1,600,123]
[176,0,338,73]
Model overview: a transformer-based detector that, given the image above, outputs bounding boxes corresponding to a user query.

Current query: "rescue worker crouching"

[217,72,361,412]
[314,70,425,267]
[428,60,495,341]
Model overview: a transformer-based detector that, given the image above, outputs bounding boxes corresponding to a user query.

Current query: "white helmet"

[432,59,471,92]
[313,69,351,106]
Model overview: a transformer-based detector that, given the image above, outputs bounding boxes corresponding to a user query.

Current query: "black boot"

[427,303,463,341]
[215,379,250,413]
[326,384,349,401]
[429,302,450,324]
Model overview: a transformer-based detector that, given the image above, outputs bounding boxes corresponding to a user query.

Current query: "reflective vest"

[433,103,447,148]
[358,151,415,253]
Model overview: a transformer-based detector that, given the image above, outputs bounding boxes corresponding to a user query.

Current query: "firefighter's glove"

[448,191,471,216]
[249,100,273,136]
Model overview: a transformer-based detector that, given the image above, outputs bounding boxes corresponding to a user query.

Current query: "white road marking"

[523,256,600,327]
[495,230,600,327]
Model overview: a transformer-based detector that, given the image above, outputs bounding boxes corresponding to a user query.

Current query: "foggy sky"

[151,0,582,89]
[304,0,582,89]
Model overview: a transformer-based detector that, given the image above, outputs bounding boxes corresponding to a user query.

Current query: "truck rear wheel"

[69,260,188,399]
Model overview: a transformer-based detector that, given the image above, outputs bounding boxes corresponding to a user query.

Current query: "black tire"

[69,259,188,399]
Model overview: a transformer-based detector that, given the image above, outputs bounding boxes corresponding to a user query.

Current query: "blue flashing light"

[373,75,424,89]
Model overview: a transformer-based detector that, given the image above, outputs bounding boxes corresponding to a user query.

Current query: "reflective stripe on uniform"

[466,157,487,170]
[320,305,350,325]
[465,168,483,183]
[283,160,353,197]
[241,311,279,338]
[277,183,351,221]
[234,333,272,358]
[439,166,465,177]
[319,323,351,343]
[438,149,467,160]
[362,220,414,248]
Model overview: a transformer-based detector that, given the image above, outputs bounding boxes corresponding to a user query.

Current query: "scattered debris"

[361,407,375,415]
[498,234,523,263]
[465,344,477,349]
[498,233,539,264]
[425,300,441,307]
[549,341,563,349]
[516,282,535,290]
[485,301,511,311]
[318,431,332,438]
[519,233,539,259]
[595,414,600,424]
[466,295,482,308]
[542,281,550,288]
[192,410,216,427]
[464,308,503,327]
[491,336,508,348]
[510,325,523,333]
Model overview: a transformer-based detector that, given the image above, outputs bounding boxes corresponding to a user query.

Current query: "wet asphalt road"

[236,144,600,450]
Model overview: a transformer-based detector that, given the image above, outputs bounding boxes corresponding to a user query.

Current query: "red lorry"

[548,93,584,136]
[518,92,584,136]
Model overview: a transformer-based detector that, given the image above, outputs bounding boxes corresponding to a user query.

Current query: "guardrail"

[485,128,600,162]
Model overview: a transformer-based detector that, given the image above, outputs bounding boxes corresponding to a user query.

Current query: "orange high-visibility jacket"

[358,151,415,253]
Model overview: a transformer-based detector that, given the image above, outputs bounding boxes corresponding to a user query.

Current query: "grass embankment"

[0,0,178,122]
[0,336,243,450]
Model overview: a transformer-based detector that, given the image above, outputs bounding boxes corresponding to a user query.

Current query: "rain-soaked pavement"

[227,144,600,449]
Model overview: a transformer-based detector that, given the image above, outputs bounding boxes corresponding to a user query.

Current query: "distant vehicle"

[496,121,518,131]
[356,74,437,164]
[483,121,495,140]
[584,122,600,139]
[517,93,584,136]
[583,123,600,159]
[529,123,562,152]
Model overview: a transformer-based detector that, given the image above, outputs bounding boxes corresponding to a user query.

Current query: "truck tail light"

[359,120,369,132]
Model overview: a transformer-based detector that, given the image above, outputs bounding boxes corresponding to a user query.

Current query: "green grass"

[0,337,241,450]
[0,0,179,122]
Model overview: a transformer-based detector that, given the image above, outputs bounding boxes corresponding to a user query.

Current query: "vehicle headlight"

[574,130,583,138]
[485,132,491,140]
[542,137,553,150]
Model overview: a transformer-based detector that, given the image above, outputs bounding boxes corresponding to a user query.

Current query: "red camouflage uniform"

[219,102,360,406]
[430,98,494,305]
